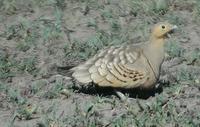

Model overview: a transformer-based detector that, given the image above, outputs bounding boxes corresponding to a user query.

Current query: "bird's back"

[71,42,157,89]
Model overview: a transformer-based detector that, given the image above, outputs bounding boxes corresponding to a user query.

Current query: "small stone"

[195,79,199,84]
[60,88,71,98]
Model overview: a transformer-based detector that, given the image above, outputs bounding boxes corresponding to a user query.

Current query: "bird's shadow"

[72,82,163,99]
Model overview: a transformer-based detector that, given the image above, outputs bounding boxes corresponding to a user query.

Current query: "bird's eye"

[162,25,165,29]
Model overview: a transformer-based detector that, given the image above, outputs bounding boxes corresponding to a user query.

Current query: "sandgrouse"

[71,22,177,93]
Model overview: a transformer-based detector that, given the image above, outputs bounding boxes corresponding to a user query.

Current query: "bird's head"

[151,22,177,39]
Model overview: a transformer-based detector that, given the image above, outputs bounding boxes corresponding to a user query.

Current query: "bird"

[70,22,177,99]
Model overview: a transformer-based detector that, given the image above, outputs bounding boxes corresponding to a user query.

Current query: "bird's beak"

[172,25,178,30]
[166,25,178,38]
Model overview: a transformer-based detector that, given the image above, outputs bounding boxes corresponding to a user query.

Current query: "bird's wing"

[72,44,148,88]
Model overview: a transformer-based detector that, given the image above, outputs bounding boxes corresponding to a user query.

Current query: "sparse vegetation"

[0,51,14,79]
[185,48,200,66]
[17,57,38,75]
[193,0,200,23]
[165,39,185,58]
[0,0,200,127]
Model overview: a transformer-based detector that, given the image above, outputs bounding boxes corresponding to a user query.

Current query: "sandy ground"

[0,0,200,127]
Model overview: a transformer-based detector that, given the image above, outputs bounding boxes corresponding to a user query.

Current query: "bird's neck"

[143,36,165,78]
[148,36,165,57]
[150,36,165,47]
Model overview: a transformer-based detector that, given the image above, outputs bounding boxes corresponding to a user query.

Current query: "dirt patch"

[0,0,200,126]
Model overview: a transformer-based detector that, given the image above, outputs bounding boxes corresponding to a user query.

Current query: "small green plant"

[41,8,64,42]
[165,39,185,58]
[61,101,101,127]
[17,57,38,75]
[6,88,27,105]
[100,9,113,19]
[0,52,15,79]
[64,30,110,60]
[0,0,17,15]
[30,80,47,95]
[4,17,39,42]
[165,14,184,25]
[128,0,169,16]
[52,0,66,10]
[87,18,97,29]
[14,104,38,120]
[37,101,65,127]
[43,79,67,99]
[193,0,200,23]
[16,42,31,52]
[175,66,197,85]
[109,19,121,32]
[151,0,169,15]
[184,48,200,66]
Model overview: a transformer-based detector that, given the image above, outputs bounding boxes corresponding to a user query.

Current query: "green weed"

[87,18,98,29]
[4,18,40,51]
[184,48,200,66]
[5,88,27,105]
[41,7,64,42]
[165,39,185,58]
[37,101,67,127]
[64,30,110,60]
[128,0,169,17]
[0,0,17,15]
[0,51,15,79]
[175,65,197,85]
[14,104,38,120]
[17,57,38,75]
[165,14,184,25]
[30,80,47,95]
[43,79,67,99]
[193,0,200,23]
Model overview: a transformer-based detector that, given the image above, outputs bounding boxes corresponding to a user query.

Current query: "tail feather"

[72,69,92,83]
[56,65,74,76]
[72,69,90,77]
[71,64,93,83]
[75,76,92,83]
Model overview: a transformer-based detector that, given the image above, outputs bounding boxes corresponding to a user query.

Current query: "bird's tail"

[56,65,75,76]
